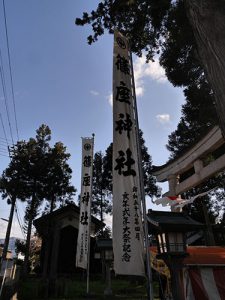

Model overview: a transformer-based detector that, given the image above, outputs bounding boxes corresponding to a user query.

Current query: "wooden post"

[130,50,153,300]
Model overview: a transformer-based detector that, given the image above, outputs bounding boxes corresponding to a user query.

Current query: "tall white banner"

[76,137,94,269]
[112,31,145,276]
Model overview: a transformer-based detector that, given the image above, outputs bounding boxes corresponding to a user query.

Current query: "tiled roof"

[147,210,204,232]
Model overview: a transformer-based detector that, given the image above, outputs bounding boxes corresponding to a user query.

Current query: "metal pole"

[86,247,90,295]
[129,50,154,300]
[86,133,95,295]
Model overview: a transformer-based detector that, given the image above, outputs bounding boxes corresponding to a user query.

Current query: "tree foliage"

[76,0,225,226]
[75,0,218,158]
[0,124,76,274]
[92,151,112,221]
[76,0,171,60]
[42,141,76,213]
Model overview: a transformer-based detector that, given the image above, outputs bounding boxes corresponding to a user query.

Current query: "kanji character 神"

[82,192,90,205]
[115,113,133,139]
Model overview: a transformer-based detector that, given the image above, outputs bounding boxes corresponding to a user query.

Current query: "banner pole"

[129,50,154,300]
[86,133,95,295]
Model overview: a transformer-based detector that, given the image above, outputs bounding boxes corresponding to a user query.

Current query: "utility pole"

[1,196,16,263]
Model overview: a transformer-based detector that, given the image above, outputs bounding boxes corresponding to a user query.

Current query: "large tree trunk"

[185,0,225,137]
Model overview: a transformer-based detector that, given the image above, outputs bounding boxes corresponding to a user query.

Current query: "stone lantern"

[147,210,204,300]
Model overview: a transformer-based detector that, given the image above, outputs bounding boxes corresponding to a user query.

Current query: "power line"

[0,48,14,145]
[0,141,11,156]
[0,112,11,159]
[2,0,19,141]
[0,112,10,149]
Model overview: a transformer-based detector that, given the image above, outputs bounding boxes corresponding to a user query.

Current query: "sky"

[0,0,184,239]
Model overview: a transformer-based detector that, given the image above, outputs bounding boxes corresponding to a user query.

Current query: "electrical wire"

[0,49,14,145]
[2,0,19,141]
[0,140,11,158]
[0,112,10,150]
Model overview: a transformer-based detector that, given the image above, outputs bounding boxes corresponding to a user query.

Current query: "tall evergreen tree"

[43,141,76,213]
[11,125,51,274]
[0,125,76,275]
[0,144,29,262]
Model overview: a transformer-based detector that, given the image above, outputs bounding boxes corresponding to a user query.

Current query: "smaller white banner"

[76,137,94,269]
